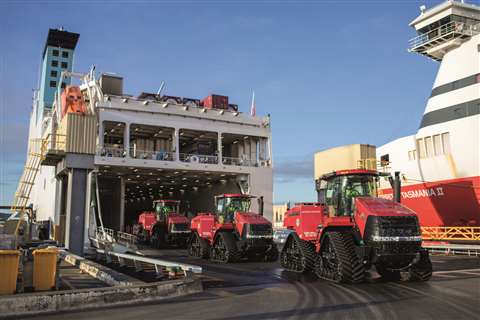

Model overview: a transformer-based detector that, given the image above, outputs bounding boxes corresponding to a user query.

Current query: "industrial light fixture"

[233,112,239,116]
[200,108,206,113]
[143,100,149,105]
[162,103,168,108]
[183,106,189,111]
[218,110,224,115]
[122,98,128,103]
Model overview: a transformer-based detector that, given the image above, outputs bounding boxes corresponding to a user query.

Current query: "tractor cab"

[215,194,254,223]
[317,170,378,217]
[153,200,180,221]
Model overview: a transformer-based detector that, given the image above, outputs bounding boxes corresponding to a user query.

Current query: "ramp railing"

[421,226,480,242]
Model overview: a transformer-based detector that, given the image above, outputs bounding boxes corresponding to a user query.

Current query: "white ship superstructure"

[377,0,480,226]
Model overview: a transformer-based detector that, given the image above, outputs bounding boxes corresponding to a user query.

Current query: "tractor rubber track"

[315,231,365,284]
[211,232,241,263]
[280,233,315,273]
[188,232,210,259]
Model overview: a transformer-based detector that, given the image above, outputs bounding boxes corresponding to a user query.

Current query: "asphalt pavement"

[29,251,480,320]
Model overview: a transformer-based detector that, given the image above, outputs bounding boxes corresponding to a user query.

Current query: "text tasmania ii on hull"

[17,28,273,255]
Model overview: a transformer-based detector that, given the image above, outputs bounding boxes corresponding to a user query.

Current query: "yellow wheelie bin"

[32,247,58,291]
[0,250,20,295]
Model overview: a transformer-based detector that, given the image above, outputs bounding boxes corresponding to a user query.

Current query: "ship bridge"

[408,0,480,61]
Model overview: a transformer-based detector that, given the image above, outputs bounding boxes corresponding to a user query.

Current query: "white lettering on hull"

[379,187,445,200]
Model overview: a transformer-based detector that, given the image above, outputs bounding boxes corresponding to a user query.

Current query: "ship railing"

[116,231,138,248]
[95,226,116,243]
[41,134,66,154]
[96,146,126,158]
[179,153,218,164]
[222,156,261,167]
[131,149,176,161]
[421,226,480,242]
[409,21,480,51]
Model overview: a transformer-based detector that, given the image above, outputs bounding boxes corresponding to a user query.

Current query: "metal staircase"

[11,139,45,234]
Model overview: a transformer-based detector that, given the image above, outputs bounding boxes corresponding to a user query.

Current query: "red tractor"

[188,194,278,263]
[280,170,432,283]
[133,200,191,249]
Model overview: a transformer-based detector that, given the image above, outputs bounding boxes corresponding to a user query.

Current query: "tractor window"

[155,202,178,217]
[324,175,377,217]
[217,197,251,222]
[341,175,377,216]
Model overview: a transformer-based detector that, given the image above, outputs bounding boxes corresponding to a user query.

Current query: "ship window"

[51,60,58,67]
[433,135,442,155]
[417,138,426,158]
[408,150,415,161]
[61,61,68,69]
[62,51,69,58]
[380,154,389,165]
[425,136,433,157]
[442,132,451,154]
[49,80,56,88]
[52,49,59,57]
[50,70,57,77]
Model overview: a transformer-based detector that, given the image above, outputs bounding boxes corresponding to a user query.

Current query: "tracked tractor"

[280,170,432,283]
[133,200,191,249]
[188,194,278,263]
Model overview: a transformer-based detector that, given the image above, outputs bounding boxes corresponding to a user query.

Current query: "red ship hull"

[378,176,480,226]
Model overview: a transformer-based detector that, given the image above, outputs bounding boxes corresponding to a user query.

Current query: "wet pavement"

[30,251,480,320]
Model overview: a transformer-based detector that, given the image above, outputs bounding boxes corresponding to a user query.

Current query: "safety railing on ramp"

[421,227,480,242]
[96,249,202,277]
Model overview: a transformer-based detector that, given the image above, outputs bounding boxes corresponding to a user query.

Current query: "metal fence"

[421,226,480,242]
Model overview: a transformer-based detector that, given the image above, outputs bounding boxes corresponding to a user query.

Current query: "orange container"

[0,250,20,295]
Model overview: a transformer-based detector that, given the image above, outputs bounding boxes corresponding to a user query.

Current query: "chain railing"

[421,226,480,242]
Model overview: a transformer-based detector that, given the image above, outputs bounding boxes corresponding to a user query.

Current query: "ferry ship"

[377,0,480,227]
[14,28,273,255]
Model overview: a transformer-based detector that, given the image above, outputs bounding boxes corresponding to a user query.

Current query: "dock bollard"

[0,250,20,295]
[32,247,58,291]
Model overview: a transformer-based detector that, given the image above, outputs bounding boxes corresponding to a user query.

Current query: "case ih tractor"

[280,170,432,283]
[133,200,191,249]
[188,194,278,263]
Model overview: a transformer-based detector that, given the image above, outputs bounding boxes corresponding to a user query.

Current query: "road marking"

[433,268,480,275]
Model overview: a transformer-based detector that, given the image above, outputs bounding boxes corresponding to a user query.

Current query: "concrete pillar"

[120,177,125,231]
[98,120,104,151]
[217,132,222,165]
[174,128,180,161]
[83,171,93,247]
[53,176,63,226]
[124,122,130,158]
[65,168,88,256]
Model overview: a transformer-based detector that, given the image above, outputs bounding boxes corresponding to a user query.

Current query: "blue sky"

[0,0,463,205]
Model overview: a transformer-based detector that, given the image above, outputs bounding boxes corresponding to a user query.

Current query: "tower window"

[61,82,66,89]
[61,61,68,68]
[50,80,57,88]
[50,70,57,77]
[52,49,59,56]
[62,51,69,58]
[51,60,58,67]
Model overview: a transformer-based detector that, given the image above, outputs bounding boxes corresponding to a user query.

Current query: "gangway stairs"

[10,139,45,234]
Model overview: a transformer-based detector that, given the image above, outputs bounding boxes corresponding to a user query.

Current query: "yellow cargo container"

[58,113,97,154]
[314,144,376,180]
[32,248,58,291]
[0,250,20,295]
